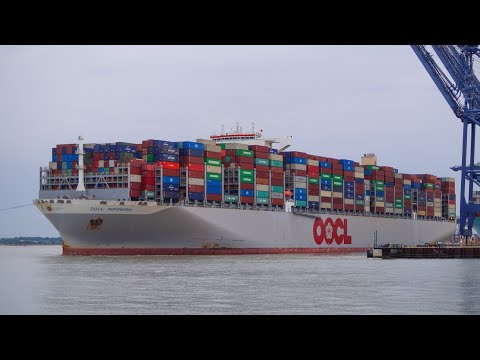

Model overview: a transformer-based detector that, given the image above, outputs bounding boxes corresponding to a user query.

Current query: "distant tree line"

[0,237,62,245]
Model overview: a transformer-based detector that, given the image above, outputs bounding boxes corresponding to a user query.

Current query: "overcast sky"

[0,45,473,237]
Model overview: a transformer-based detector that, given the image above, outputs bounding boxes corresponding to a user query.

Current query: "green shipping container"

[205,158,221,166]
[333,175,343,181]
[143,191,155,199]
[295,200,307,207]
[225,195,238,202]
[147,154,154,163]
[333,180,343,187]
[270,160,283,168]
[423,183,434,189]
[220,144,226,150]
[255,158,269,166]
[257,191,269,199]
[308,177,319,184]
[240,169,253,177]
[404,194,411,200]
[321,173,332,179]
[236,149,254,157]
[67,169,72,175]
[271,186,284,193]
[367,165,380,170]
[206,172,221,180]
[372,180,384,185]
[240,176,254,184]
[224,156,231,162]
[355,200,365,205]
[395,199,403,204]
[257,198,269,204]
[395,204,403,209]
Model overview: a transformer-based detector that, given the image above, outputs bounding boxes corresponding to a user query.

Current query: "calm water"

[1,245,480,314]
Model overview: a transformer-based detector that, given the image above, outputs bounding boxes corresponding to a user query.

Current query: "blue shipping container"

[321,179,332,186]
[179,142,204,151]
[52,155,57,162]
[163,176,180,185]
[165,184,180,192]
[180,148,203,157]
[355,178,365,184]
[320,162,332,169]
[321,185,332,191]
[295,188,306,195]
[207,179,221,187]
[340,159,354,166]
[206,187,222,195]
[240,189,253,197]
[164,191,181,200]
[153,140,177,148]
[309,201,320,208]
[294,194,307,201]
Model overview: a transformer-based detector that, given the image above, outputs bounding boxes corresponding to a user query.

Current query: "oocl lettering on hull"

[313,218,352,245]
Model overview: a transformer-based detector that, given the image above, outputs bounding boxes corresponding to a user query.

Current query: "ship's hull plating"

[35,200,455,255]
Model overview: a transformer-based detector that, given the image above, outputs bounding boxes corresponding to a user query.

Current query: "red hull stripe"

[63,247,369,256]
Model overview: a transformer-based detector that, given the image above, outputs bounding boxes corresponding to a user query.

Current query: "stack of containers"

[330,159,343,210]
[319,160,333,210]
[141,163,155,200]
[393,172,404,215]
[52,144,79,177]
[340,159,355,211]
[434,177,442,218]
[128,158,144,199]
[224,143,254,204]
[307,155,320,209]
[402,174,412,215]
[419,174,436,217]
[354,165,366,212]
[283,151,308,207]
[382,166,395,214]
[366,166,385,214]
[197,139,223,203]
[249,145,270,205]
[441,178,456,219]
[269,152,284,207]
[178,141,204,202]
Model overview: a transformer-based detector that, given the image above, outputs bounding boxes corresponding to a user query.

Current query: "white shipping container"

[344,199,354,205]
[205,144,222,153]
[130,174,142,183]
[256,184,269,192]
[109,160,115,167]
[354,166,364,173]
[189,178,205,186]
[321,202,332,209]
[321,191,332,197]
[308,195,320,202]
[49,162,57,170]
[403,180,412,185]
[294,176,307,183]
[333,192,343,198]
[354,172,364,179]
[375,202,385,207]
[285,164,307,171]
[268,154,283,161]
[206,165,222,174]
[224,143,249,150]
[295,182,307,189]
[99,160,105,168]
[271,192,284,199]
[306,159,319,167]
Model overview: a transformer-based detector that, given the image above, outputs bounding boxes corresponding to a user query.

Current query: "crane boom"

[411,45,480,236]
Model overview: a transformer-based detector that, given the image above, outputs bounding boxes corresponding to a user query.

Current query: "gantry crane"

[411,45,480,236]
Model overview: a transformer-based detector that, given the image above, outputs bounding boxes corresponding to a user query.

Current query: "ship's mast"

[76,136,86,192]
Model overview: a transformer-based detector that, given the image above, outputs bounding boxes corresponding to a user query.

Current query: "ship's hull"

[35,200,455,256]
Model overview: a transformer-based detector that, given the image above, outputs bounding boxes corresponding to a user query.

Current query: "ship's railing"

[35,198,454,222]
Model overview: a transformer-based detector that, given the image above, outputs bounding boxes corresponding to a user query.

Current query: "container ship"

[34,127,457,255]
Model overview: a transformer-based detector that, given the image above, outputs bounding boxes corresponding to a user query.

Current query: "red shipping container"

[256,171,269,178]
[271,179,284,186]
[333,203,343,210]
[185,164,204,172]
[308,184,320,191]
[236,156,254,165]
[181,156,203,165]
[309,189,320,196]
[130,189,141,198]
[344,176,354,182]
[141,184,155,191]
[204,151,221,160]
[249,145,269,153]
[288,170,306,176]
[142,164,155,171]
[237,163,254,170]
[271,167,284,174]
[271,198,285,206]
[308,171,319,177]
[344,204,354,211]
[188,171,204,179]
[188,185,205,193]
[130,182,141,190]
[163,169,180,177]
[240,196,254,204]
[206,194,222,202]
[271,172,283,180]
[333,198,343,204]
[257,178,269,185]
[256,165,269,172]
[285,151,307,158]
[254,151,269,159]
[130,167,141,175]
[321,196,332,202]
[141,171,154,177]
[241,183,254,190]
[143,177,155,185]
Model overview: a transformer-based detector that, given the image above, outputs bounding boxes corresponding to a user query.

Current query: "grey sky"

[0,45,471,237]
